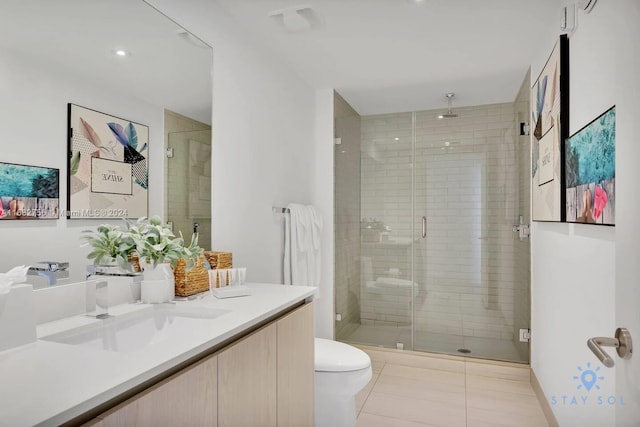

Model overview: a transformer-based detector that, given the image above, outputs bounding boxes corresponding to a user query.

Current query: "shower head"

[438,93,458,119]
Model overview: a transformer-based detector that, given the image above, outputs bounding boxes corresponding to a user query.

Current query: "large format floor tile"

[358,413,440,427]
[362,392,467,427]
[355,346,549,427]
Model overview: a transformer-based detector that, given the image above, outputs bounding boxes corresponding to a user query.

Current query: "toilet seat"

[315,338,371,372]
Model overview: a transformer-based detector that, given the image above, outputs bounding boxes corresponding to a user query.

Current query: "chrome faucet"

[86,280,112,319]
[28,261,69,285]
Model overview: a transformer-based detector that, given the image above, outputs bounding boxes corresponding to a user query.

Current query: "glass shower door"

[413,106,529,363]
[335,112,414,348]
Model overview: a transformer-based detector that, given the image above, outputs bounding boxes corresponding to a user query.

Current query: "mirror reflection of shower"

[166,112,212,251]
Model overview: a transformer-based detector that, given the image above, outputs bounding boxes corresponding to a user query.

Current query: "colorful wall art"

[67,104,148,219]
[0,161,59,220]
[531,35,569,222]
[565,106,615,225]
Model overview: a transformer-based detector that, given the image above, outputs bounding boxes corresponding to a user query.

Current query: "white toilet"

[314,338,372,427]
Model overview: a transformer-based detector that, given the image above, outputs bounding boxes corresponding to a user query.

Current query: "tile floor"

[355,346,549,427]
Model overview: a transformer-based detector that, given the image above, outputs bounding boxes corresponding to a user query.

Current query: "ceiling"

[213,0,560,115]
[1,1,562,120]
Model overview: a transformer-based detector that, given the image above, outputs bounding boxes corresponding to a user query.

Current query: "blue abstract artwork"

[565,106,615,225]
[0,162,59,219]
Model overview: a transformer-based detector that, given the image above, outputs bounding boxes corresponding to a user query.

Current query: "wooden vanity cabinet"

[98,353,218,426]
[275,301,314,427]
[91,301,314,427]
[218,301,314,426]
[218,322,277,426]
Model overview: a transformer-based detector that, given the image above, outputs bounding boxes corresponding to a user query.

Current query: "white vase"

[140,261,174,303]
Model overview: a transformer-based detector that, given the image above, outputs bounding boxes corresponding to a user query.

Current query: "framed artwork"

[565,106,615,225]
[531,34,569,222]
[0,161,59,220]
[67,104,149,219]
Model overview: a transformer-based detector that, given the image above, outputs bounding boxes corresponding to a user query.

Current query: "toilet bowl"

[315,338,372,427]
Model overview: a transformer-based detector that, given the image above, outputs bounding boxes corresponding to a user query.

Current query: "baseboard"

[531,368,560,427]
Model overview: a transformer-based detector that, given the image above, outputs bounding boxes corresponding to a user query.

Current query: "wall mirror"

[0,0,212,287]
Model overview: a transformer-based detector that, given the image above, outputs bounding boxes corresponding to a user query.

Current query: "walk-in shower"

[333,75,531,363]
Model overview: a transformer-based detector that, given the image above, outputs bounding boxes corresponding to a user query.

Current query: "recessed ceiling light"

[394,137,400,141]
[113,49,131,57]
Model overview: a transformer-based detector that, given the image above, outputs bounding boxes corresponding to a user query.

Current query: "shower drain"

[457,348,472,354]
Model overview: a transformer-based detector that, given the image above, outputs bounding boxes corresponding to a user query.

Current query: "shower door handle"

[421,216,427,238]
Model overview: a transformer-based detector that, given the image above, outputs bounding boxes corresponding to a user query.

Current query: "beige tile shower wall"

[361,105,521,341]
[334,93,362,340]
[513,71,532,361]
[164,110,212,250]
[360,113,414,326]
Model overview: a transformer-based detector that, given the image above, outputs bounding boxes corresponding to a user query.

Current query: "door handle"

[587,327,632,368]
[421,216,427,238]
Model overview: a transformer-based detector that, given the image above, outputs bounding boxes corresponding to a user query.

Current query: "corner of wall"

[531,367,561,427]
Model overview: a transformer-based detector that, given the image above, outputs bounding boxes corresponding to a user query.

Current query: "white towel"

[284,204,322,286]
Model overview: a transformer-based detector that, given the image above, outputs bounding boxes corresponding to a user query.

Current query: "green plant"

[127,215,204,268]
[82,224,137,270]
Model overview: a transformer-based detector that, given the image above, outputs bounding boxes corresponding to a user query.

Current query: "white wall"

[531,2,638,425]
[145,1,335,337]
[0,48,164,285]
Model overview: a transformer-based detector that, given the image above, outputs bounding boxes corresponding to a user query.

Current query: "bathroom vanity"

[0,283,316,426]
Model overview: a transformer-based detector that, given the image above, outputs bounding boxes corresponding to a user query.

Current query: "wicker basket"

[174,256,210,297]
[128,253,142,273]
[204,251,233,288]
[204,251,233,269]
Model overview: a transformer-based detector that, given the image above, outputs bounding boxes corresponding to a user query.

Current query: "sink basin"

[41,304,230,353]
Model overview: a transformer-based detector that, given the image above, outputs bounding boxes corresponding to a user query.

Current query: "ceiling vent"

[269,5,314,33]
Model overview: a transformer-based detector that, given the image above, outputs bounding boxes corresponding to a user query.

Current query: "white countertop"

[0,283,316,427]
